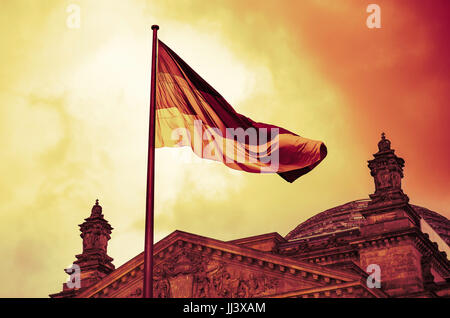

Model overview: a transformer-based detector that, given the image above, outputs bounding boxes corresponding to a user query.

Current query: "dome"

[377,132,391,152]
[285,199,450,245]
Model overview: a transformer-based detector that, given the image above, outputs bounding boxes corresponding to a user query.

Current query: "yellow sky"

[1,0,448,297]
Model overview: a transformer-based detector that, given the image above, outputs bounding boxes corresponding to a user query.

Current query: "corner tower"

[357,134,443,296]
[368,133,409,206]
[361,133,420,229]
[50,200,115,298]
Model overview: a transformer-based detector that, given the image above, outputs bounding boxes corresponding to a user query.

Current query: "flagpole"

[143,24,159,299]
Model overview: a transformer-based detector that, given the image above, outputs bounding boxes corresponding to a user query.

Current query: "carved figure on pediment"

[211,268,238,297]
[247,273,260,291]
[210,264,225,295]
[236,277,251,297]
[213,271,228,297]
[153,264,164,279]
[154,278,171,298]
[222,272,240,297]
[264,276,279,290]
[207,262,280,298]
[193,271,210,298]
[247,274,279,296]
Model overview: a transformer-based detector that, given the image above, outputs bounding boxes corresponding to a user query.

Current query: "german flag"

[155,40,327,183]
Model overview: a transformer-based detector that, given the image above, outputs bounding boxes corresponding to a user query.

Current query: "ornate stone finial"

[377,132,391,153]
[91,199,102,217]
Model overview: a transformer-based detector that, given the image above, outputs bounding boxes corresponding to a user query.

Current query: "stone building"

[50,134,450,298]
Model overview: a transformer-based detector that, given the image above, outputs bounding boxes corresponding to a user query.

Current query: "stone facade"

[50,134,450,298]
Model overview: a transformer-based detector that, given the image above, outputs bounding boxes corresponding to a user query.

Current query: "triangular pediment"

[76,230,384,298]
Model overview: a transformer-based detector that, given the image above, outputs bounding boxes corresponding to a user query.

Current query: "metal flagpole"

[143,24,159,298]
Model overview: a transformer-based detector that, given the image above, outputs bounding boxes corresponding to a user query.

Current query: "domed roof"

[90,199,103,217]
[285,199,450,245]
[377,132,391,152]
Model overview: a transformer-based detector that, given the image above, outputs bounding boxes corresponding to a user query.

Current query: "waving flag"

[155,40,327,182]
[144,27,328,298]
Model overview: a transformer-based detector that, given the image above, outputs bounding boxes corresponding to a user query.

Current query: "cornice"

[269,280,387,298]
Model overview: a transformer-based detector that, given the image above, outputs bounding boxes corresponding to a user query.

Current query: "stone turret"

[50,200,115,298]
[368,133,409,206]
[358,134,425,296]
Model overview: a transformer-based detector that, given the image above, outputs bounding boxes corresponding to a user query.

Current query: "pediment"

[76,230,371,298]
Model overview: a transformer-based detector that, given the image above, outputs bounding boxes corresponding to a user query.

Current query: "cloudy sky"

[1,0,449,297]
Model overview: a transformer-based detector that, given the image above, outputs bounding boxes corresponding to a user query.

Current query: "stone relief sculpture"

[152,248,280,298]
[154,277,171,298]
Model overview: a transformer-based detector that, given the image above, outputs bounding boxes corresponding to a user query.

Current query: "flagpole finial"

[151,25,159,30]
